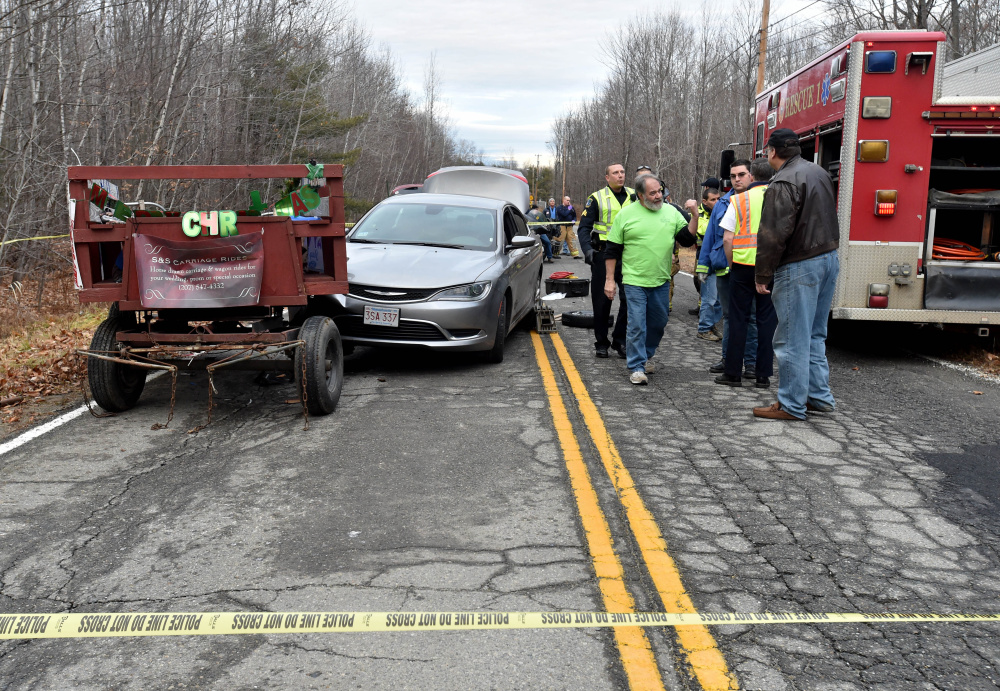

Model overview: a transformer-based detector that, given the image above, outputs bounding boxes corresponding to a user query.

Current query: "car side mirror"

[506,236,537,251]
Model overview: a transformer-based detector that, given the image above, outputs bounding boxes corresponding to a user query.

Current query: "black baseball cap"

[766,128,799,148]
[700,177,720,188]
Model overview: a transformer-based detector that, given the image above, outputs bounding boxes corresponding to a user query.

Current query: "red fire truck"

[750,31,1000,331]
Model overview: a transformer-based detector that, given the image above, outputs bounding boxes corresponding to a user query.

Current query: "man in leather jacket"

[753,128,840,421]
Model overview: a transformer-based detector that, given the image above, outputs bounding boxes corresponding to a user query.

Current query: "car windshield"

[349,203,497,251]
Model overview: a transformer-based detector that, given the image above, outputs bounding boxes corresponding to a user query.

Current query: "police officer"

[578,163,636,358]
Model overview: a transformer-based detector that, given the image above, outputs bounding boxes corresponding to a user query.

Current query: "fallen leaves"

[0,272,106,426]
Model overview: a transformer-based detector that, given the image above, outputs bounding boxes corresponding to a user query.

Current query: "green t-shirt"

[607,202,689,287]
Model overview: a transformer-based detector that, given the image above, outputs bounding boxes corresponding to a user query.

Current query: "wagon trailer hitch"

[76,340,316,433]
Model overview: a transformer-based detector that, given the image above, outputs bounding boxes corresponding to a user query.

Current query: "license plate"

[364,305,400,327]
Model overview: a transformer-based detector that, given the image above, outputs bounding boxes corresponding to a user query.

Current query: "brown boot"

[753,402,805,421]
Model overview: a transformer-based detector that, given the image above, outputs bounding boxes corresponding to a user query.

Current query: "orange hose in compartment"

[932,238,987,261]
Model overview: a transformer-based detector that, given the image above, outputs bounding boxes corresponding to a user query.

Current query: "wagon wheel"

[295,316,344,415]
[88,317,146,412]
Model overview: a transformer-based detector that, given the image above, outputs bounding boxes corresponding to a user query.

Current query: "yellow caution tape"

[3,610,999,640]
[0,234,70,246]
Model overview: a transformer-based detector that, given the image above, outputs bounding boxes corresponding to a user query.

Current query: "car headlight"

[432,282,492,301]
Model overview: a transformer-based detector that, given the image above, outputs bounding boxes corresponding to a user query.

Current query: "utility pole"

[756,0,771,96]
[561,139,567,199]
[534,153,541,202]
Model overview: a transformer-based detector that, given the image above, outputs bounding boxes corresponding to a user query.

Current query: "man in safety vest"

[690,187,721,323]
[714,157,777,389]
[578,163,637,358]
[696,160,759,375]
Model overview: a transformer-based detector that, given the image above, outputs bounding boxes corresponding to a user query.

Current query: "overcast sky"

[350,0,816,167]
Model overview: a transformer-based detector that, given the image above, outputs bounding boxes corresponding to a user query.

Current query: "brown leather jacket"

[755,155,839,283]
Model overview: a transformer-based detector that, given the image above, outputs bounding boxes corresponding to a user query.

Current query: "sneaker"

[714,374,742,387]
[629,371,648,385]
[755,376,770,388]
[708,360,725,374]
[711,324,723,338]
[697,330,722,342]
[572,255,582,259]
[612,343,627,359]
[596,346,609,358]
[743,366,757,379]
[806,401,835,413]
[687,307,700,315]
[644,360,655,374]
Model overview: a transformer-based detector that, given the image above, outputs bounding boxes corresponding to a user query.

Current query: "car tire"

[484,298,507,364]
[88,317,146,412]
[295,316,344,415]
[519,267,544,331]
[561,310,614,329]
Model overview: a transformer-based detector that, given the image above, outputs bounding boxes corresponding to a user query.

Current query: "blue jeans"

[539,233,552,259]
[623,282,671,372]
[717,272,757,368]
[698,272,722,332]
[772,250,840,418]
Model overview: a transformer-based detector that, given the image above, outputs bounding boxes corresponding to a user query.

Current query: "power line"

[768,0,825,28]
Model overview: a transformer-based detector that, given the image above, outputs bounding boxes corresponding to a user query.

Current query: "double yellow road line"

[530,332,738,691]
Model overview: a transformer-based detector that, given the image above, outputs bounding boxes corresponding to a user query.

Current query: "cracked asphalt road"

[2,263,1000,690]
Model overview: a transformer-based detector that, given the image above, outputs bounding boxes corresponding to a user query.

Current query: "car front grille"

[335,316,447,341]
[348,284,438,302]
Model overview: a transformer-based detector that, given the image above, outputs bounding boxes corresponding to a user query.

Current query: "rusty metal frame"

[76,340,309,433]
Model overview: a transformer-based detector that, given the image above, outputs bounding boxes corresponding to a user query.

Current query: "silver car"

[331,172,544,362]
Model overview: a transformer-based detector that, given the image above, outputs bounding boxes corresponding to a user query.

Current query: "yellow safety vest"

[732,184,768,265]
[696,205,711,243]
[592,186,636,240]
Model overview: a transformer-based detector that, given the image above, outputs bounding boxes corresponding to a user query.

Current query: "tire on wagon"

[295,315,344,415]
[88,317,146,412]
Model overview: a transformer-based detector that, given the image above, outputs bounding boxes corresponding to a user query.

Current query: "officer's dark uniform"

[577,186,636,356]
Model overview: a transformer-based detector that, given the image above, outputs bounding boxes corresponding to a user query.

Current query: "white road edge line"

[907,351,1000,385]
[0,371,167,457]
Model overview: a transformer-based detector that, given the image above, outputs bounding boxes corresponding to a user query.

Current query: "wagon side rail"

[68,164,348,304]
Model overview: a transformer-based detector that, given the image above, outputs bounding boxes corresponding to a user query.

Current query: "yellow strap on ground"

[3,611,999,640]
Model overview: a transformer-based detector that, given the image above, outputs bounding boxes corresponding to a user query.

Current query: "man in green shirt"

[603,174,699,385]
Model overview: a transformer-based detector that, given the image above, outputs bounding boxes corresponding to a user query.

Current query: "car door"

[504,207,536,320]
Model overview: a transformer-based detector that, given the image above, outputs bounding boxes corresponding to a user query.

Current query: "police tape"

[3,610,1000,640]
[0,234,70,247]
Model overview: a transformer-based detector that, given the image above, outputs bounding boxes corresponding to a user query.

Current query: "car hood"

[346,243,499,288]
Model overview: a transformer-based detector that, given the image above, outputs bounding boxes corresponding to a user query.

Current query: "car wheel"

[484,297,507,363]
[295,316,344,415]
[88,317,146,412]
[519,267,544,331]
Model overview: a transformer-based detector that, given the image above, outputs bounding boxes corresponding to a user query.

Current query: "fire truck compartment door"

[925,264,1000,311]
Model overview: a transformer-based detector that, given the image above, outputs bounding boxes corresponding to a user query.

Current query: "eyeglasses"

[636,166,652,172]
